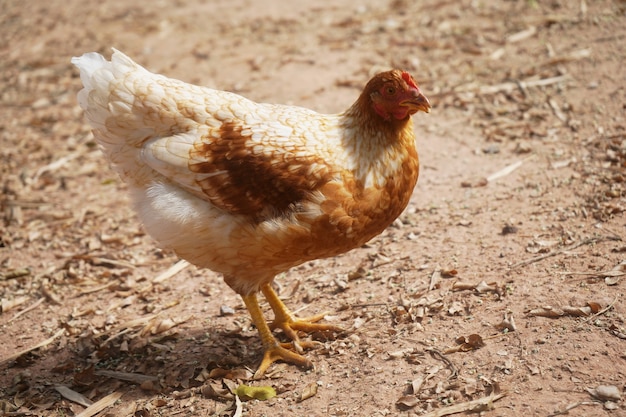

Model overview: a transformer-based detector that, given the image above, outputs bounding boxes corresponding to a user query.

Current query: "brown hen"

[72,49,430,377]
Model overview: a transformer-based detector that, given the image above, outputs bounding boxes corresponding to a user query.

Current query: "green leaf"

[235,384,277,401]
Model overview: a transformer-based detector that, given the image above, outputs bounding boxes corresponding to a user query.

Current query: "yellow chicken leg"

[261,283,344,349]
[241,292,313,378]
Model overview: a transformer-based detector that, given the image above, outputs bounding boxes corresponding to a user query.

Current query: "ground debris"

[75,391,123,417]
[297,381,318,402]
[444,334,485,354]
[1,0,624,416]
[494,312,517,332]
[452,280,503,296]
[94,369,159,385]
[527,301,602,318]
[53,385,93,408]
[559,260,626,286]
[509,236,622,269]
[586,384,622,402]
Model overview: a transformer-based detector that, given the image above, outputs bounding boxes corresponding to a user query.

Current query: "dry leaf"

[233,394,243,417]
[495,312,516,332]
[298,382,318,402]
[527,306,564,318]
[208,367,252,380]
[201,382,233,400]
[152,318,176,334]
[410,377,425,395]
[609,324,626,340]
[0,296,29,313]
[454,334,485,352]
[387,348,414,359]
[507,26,537,43]
[223,378,239,394]
[467,334,485,348]
[151,398,168,407]
[587,302,601,314]
[447,301,465,316]
[604,261,625,285]
[54,385,93,408]
[529,303,603,318]
[526,363,540,375]
[526,239,559,254]
[452,281,500,294]
[461,177,488,188]
[475,281,498,294]
[441,269,458,278]
[562,306,592,316]
[74,366,96,386]
[396,395,420,410]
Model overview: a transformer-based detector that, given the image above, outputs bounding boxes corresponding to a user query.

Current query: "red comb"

[401,71,418,89]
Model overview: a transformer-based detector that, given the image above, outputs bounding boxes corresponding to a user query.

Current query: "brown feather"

[189,121,334,220]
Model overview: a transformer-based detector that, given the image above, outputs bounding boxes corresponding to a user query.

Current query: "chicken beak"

[401,90,431,114]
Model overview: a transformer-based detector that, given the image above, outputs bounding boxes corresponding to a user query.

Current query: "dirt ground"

[1,0,625,416]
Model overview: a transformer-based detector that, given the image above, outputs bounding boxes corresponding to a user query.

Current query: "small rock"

[334,277,349,291]
[501,224,518,235]
[483,144,500,154]
[32,97,51,109]
[589,385,622,402]
[514,141,533,154]
[220,305,235,316]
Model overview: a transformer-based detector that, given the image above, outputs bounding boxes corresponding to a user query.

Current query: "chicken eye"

[385,86,396,96]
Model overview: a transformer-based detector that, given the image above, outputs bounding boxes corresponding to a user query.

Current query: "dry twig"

[474,75,569,95]
[487,156,534,183]
[420,391,507,417]
[75,391,123,417]
[581,294,619,324]
[153,259,190,283]
[94,369,159,384]
[547,401,600,417]
[8,297,45,323]
[509,236,621,269]
[0,328,65,365]
[426,348,458,378]
[33,151,81,182]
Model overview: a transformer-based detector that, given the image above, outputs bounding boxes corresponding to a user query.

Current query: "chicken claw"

[241,291,313,378]
[241,285,344,378]
[261,284,344,348]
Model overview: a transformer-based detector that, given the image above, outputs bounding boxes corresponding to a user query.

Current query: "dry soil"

[1,0,625,416]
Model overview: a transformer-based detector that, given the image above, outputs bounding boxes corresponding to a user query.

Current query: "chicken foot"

[240,284,344,378]
[241,292,314,379]
[261,283,343,350]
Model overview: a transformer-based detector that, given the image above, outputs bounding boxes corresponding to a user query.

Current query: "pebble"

[220,305,235,316]
[590,385,622,401]
[482,144,500,154]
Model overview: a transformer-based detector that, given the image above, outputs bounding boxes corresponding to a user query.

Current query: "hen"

[72,49,430,377]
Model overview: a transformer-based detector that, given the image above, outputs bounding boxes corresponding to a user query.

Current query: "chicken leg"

[261,283,343,350]
[241,284,344,378]
[241,292,313,378]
